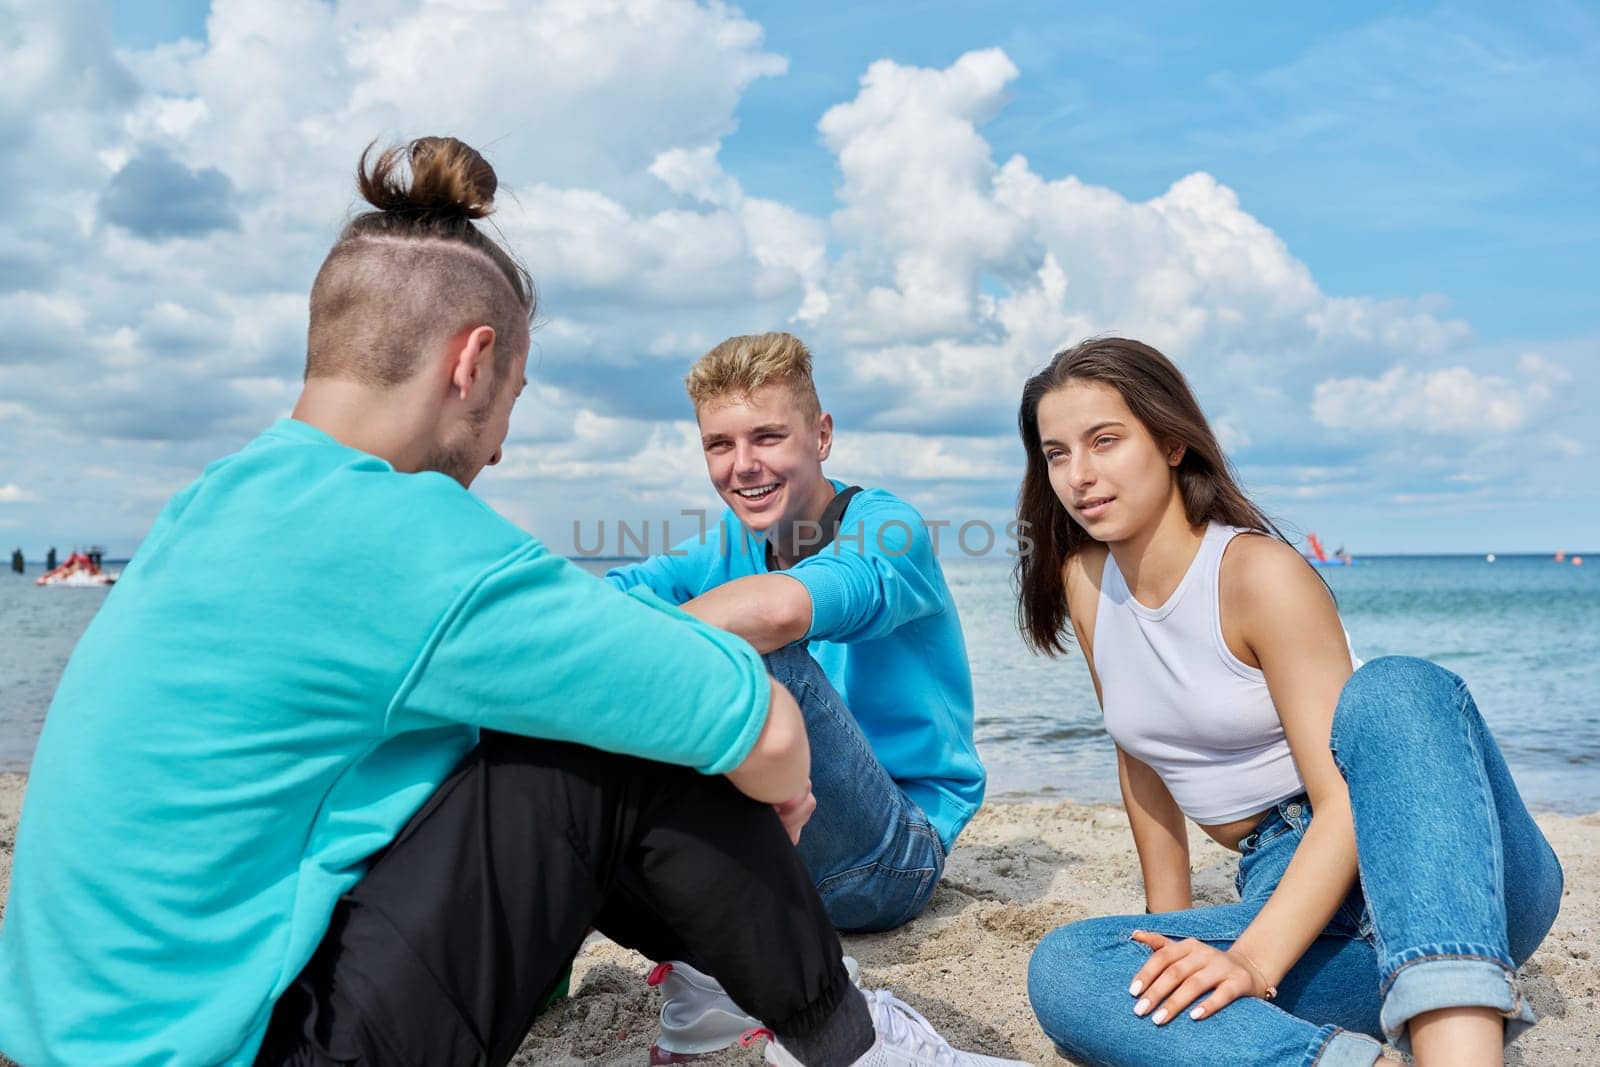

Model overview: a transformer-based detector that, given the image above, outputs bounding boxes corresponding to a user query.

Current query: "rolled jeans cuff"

[1304,1025,1384,1067]
[1380,954,1536,1052]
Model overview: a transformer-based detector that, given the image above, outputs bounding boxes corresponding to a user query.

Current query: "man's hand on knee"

[773,781,816,844]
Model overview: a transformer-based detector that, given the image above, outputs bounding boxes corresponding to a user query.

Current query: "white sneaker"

[763,987,1035,1067]
[648,958,862,1065]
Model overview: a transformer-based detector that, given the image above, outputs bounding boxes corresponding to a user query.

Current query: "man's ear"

[448,325,497,400]
[816,411,834,462]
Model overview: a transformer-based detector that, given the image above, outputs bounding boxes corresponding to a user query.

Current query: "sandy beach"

[2,772,1595,1064]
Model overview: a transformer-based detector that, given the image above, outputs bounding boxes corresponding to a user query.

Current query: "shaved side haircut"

[305,137,536,387]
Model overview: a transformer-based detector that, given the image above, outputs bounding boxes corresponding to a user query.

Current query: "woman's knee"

[1331,656,1465,754]
[1028,918,1132,1042]
[1509,844,1565,965]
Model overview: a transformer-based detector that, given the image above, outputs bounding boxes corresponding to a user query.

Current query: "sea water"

[942,554,1600,813]
[3,555,1597,812]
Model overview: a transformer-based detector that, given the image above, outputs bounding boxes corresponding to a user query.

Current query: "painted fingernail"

[1152,1008,1168,1025]
[1190,1006,1205,1020]
[1133,998,1149,1016]
[1129,980,1143,996]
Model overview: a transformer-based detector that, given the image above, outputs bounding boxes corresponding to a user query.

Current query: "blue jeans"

[765,644,946,933]
[1028,657,1564,1066]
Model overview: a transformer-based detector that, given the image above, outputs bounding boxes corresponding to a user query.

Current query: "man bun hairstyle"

[357,136,499,221]
[685,331,822,422]
[306,136,536,386]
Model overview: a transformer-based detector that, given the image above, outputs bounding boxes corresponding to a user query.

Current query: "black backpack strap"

[799,485,863,560]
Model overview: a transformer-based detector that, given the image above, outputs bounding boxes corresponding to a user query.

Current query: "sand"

[2,772,1596,1064]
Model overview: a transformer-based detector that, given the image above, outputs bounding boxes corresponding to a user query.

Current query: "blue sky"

[732,1,1599,342]
[2,0,1595,556]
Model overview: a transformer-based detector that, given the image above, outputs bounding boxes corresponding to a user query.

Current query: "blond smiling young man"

[607,332,990,1062]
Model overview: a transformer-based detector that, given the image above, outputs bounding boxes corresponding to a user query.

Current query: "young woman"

[1015,339,1562,1067]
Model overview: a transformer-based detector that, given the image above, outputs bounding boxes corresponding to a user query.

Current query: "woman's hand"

[773,781,816,844]
[1127,931,1266,1023]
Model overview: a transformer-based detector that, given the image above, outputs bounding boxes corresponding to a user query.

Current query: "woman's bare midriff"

[1199,808,1274,852]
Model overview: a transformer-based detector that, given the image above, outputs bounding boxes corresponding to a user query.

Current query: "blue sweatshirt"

[606,483,984,850]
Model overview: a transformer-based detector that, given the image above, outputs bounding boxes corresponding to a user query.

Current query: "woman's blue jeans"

[765,644,945,933]
[1027,657,1564,1066]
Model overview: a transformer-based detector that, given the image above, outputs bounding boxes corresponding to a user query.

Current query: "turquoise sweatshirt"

[606,483,985,850]
[0,420,768,1066]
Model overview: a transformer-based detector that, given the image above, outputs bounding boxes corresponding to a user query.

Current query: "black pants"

[256,732,873,1067]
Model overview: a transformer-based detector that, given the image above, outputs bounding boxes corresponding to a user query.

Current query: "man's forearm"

[681,574,813,653]
[725,677,810,803]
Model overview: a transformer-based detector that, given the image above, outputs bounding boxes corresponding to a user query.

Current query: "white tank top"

[1093,523,1356,825]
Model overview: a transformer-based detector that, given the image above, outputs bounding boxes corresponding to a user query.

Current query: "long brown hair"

[306,136,536,386]
[1014,338,1293,655]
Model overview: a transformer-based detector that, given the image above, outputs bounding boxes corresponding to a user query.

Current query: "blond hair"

[685,332,822,421]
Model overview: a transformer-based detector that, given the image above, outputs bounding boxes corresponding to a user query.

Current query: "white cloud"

[1546,433,1584,459]
[0,10,1593,557]
[0,292,90,364]
[135,0,786,209]
[0,1,801,540]
[649,145,742,208]
[828,431,1018,484]
[0,483,41,504]
[818,48,1028,344]
[508,169,825,319]
[1310,359,1570,435]
[797,49,1484,446]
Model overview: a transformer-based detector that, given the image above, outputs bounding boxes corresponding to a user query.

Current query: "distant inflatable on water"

[1303,532,1353,567]
[36,550,118,587]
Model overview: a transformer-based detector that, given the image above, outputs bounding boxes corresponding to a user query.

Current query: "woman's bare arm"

[1064,546,1192,910]
[1221,536,1359,990]
[1127,536,1361,1027]
[1119,747,1193,911]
